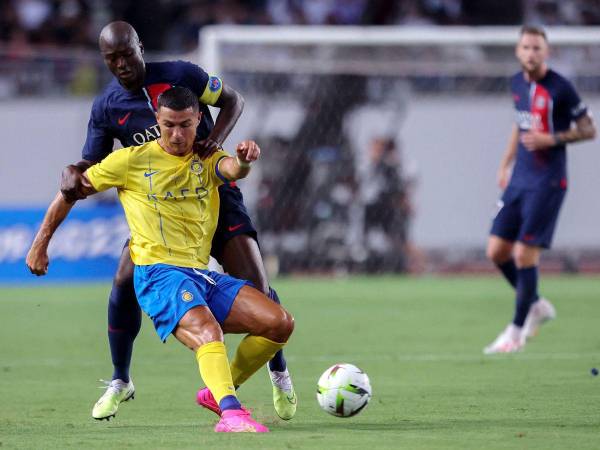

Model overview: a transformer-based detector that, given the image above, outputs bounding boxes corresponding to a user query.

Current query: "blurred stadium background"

[2,2,600,449]
[1,0,600,281]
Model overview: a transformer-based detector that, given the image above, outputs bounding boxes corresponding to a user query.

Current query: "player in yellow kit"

[26,86,294,433]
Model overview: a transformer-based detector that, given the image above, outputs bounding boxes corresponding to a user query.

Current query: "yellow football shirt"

[86,140,229,268]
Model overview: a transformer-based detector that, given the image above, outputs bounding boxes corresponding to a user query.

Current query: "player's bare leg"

[487,235,554,341]
[196,286,294,416]
[92,247,139,420]
[173,305,224,350]
[513,242,541,268]
[175,306,268,433]
[221,285,294,340]
[485,241,553,354]
[487,235,516,287]
[484,235,522,354]
[221,234,269,293]
[220,234,298,419]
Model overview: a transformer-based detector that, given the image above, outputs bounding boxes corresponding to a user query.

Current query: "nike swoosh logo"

[227,223,244,232]
[286,394,297,405]
[144,170,159,177]
[118,112,132,125]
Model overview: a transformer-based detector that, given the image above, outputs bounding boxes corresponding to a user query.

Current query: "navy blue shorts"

[490,185,566,249]
[211,182,258,263]
[133,264,250,342]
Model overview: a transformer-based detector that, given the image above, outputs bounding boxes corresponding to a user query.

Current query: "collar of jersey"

[153,140,194,161]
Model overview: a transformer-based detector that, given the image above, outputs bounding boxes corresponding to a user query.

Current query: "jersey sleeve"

[85,147,130,192]
[562,79,588,121]
[178,61,223,106]
[211,149,231,186]
[199,74,223,106]
[81,96,115,162]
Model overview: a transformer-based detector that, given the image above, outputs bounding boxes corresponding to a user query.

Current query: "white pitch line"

[285,352,600,363]
[7,352,598,369]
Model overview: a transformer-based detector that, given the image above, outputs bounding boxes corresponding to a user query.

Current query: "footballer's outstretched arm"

[26,192,77,275]
[196,84,245,157]
[211,83,245,143]
[61,159,95,202]
[218,140,260,181]
[497,124,519,189]
[26,177,98,276]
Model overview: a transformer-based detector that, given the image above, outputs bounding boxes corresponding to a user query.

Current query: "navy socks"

[496,259,518,288]
[108,278,141,383]
[219,395,242,412]
[513,266,539,327]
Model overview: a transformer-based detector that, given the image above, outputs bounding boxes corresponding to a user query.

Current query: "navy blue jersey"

[82,61,223,162]
[509,69,587,190]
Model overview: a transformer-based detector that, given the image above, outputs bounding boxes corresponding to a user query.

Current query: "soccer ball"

[316,363,372,417]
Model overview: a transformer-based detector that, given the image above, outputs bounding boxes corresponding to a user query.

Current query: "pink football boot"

[196,388,221,416]
[214,409,269,433]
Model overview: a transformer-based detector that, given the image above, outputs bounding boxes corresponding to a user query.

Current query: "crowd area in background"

[2,0,600,52]
[1,0,596,274]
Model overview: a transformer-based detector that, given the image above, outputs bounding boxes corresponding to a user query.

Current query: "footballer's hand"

[497,166,511,190]
[26,244,49,276]
[520,131,555,151]
[193,138,221,160]
[236,140,260,164]
[61,164,88,203]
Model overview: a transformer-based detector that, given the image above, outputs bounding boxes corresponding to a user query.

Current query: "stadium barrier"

[0,205,128,282]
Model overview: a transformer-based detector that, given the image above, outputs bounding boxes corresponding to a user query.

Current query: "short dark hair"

[520,25,548,42]
[157,86,199,112]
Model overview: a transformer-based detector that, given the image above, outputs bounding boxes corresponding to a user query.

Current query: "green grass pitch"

[1,275,599,449]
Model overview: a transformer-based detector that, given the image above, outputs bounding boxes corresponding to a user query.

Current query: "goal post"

[198,26,600,274]
[200,25,600,75]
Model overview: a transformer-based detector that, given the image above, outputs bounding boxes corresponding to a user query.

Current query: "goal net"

[199,26,600,274]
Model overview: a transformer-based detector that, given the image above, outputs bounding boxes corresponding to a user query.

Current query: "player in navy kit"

[26,21,297,420]
[484,26,596,354]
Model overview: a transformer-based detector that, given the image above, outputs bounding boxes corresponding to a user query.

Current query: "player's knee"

[486,244,509,264]
[514,247,538,268]
[281,309,295,341]
[187,318,224,346]
[268,307,294,343]
[113,249,135,288]
[114,266,134,289]
[486,246,499,263]
[514,253,527,268]
[110,270,136,311]
[198,323,224,344]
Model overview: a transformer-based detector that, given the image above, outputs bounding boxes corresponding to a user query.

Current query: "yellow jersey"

[86,140,229,268]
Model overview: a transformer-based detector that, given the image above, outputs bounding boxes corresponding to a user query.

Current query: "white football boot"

[523,298,556,339]
[92,379,135,420]
[483,324,525,355]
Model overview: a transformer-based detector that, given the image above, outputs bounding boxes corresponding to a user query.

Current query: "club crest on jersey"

[181,290,194,302]
[535,96,546,108]
[208,76,222,92]
[190,159,203,175]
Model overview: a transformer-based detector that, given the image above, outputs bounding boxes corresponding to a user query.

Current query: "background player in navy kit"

[484,26,596,354]
[26,21,297,420]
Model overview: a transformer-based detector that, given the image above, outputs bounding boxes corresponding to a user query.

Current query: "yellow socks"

[196,337,287,398]
[195,341,236,404]
[230,335,286,387]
